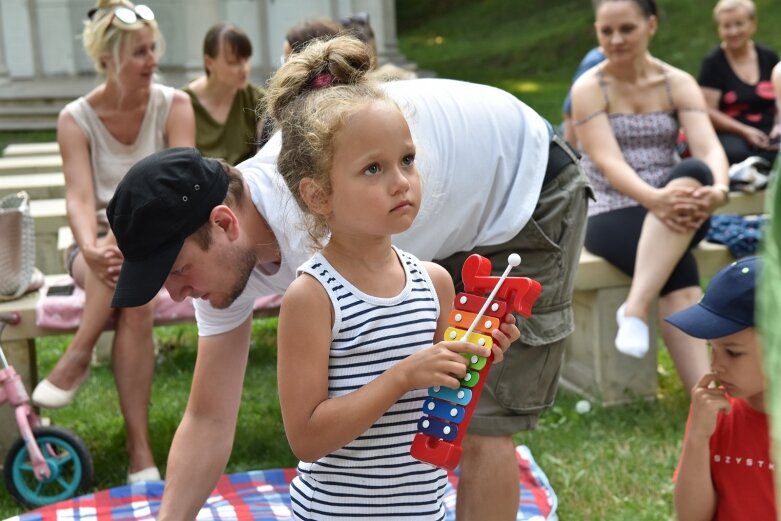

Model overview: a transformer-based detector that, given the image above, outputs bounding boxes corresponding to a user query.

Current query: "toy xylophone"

[410,253,542,470]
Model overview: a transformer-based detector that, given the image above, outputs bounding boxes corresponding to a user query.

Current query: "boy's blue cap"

[665,256,759,339]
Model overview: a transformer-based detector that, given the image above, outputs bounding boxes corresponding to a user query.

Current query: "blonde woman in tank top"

[31,0,195,483]
[571,0,729,393]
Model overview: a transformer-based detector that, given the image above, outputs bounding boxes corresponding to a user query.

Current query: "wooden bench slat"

[0,172,64,198]
[0,155,62,175]
[3,142,59,157]
[29,198,68,274]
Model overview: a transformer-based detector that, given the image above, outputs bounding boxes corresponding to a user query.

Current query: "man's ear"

[299,177,331,216]
[209,205,240,240]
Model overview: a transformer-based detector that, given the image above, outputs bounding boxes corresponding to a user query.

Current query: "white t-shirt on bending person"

[193,78,550,337]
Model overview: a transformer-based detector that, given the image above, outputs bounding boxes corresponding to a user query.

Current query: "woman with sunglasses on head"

[31,0,195,484]
[184,23,265,166]
[571,0,729,393]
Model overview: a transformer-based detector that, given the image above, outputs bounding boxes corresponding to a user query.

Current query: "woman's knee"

[660,285,702,310]
[666,158,713,187]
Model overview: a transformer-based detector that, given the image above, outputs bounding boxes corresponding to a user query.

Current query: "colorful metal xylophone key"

[410,253,542,470]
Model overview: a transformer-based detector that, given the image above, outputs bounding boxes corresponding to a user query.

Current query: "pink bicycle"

[0,311,93,507]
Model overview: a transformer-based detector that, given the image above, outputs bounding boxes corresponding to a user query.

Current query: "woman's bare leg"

[623,178,702,321]
[40,251,114,391]
[113,300,157,474]
[658,286,709,392]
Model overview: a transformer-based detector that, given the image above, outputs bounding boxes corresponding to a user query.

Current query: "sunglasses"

[88,4,155,27]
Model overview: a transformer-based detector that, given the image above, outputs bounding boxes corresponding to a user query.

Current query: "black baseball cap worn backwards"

[108,147,228,308]
[664,256,759,339]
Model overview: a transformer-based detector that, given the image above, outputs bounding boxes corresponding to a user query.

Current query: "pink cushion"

[36,275,281,330]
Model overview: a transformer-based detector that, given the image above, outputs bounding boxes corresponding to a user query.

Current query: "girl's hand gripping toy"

[410,253,541,470]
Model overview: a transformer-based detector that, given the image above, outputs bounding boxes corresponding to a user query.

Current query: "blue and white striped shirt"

[291,247,448,520]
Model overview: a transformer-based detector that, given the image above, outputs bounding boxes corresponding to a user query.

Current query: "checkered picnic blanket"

[9,445,557,520]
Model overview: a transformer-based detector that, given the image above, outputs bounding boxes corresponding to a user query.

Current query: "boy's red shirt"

[677,395,776,520]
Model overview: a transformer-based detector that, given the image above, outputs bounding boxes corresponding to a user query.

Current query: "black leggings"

[585,158,713,296]
[719,133,778,166]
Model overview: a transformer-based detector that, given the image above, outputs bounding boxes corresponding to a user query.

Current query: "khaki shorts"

[435,140,591,435]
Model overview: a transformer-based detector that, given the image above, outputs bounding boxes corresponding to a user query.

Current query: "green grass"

[0,319,689,519]
[397,0,781,123]
[0,131,57,156]
[4,0,779,517]
[0,319,292,515]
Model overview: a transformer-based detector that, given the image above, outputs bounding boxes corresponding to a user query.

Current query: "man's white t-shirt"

[194,78,550,336]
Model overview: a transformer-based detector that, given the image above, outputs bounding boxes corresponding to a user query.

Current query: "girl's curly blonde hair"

[265,35,401,248]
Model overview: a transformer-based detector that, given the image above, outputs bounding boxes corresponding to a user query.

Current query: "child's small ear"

[300,177,330,216]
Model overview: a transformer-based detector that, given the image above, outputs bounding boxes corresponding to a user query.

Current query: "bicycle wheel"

[3,426,93,508]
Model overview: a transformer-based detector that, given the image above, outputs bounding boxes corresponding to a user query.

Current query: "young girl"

[268,36,520,519]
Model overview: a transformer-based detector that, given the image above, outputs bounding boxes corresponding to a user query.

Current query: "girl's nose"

[390,167,411,193]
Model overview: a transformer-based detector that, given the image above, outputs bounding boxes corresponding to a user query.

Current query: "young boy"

[667,256,776,521]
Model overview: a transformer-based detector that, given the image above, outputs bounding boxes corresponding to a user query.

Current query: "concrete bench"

[3,142,59,157]
[0,154,62,175]
[715,189,768,216]
[0,276,282,462]
[561,241,737,405]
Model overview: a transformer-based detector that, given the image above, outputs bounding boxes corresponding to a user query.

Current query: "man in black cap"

[668,256,775,521]
[108,78,590,519]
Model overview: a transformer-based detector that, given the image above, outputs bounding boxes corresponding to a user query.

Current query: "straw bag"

[0,191,43,301]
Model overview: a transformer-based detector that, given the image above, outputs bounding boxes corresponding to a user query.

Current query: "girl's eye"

[401,154,415,167]
[364,164,380,176]
[726,350,741,358]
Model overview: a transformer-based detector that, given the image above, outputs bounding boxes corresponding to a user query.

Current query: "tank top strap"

[660,64,675,109]
[596,66,611,111]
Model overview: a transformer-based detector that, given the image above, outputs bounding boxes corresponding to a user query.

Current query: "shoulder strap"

[660,64,675,109]
[596,66,610,110]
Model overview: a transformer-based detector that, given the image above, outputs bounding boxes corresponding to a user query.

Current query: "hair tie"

[311,72,334,89]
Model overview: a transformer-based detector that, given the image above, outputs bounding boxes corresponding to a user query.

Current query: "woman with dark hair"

[572,0,729,391]
[184,22,265,165]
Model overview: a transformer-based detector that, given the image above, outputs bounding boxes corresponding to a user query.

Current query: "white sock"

[616,303,626,327]
[615,315,649,358]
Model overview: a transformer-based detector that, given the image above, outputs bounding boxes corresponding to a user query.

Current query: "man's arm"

[157,315,253,521]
